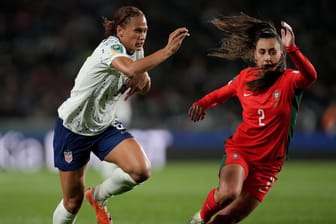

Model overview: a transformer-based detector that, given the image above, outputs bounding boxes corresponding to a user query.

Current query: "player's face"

[254,38,283,69]
[117,15,148,52]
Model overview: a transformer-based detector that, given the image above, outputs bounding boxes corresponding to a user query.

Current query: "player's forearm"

[196,84,235,109]
[196,90,225,109]
[129,47,173,75]
[112,47,173,78]
[196,94,219,110]
[286,45,317,82]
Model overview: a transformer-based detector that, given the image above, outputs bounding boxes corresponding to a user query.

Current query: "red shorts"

[221,151,279,202]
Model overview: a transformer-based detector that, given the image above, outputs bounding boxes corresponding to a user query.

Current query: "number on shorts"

[111,120,125,130]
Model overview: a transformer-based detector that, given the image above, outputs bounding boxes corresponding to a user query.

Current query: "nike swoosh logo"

[243,93,252,96]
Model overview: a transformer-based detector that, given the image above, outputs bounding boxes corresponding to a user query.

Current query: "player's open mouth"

[262,64,276,69]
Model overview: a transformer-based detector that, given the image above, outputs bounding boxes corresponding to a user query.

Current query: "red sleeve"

[286,45,317,88]
[194,75,239,110]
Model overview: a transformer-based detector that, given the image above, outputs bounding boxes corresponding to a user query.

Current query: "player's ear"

[117,25,124,38]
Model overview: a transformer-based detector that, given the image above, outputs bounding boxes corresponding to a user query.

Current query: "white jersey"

[58,36,144,136]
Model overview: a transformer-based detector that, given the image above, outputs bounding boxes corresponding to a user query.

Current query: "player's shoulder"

[282,68,300,80]
[102,36,120,45]
[100,36,126,55]
[225,68,247,86]
[235,67,257,81]
[100,36,122,48]
[239,67,253,76]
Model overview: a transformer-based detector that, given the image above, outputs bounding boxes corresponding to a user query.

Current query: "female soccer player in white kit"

[52,6,189,224]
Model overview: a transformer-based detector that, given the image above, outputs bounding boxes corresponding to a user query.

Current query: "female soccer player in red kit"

[187,14,317,224]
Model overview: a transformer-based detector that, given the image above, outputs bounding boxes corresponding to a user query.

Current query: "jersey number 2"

[258,109,265,126]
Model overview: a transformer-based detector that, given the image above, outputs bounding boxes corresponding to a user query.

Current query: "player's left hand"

[124,72,151,100]
[281,21,295,47]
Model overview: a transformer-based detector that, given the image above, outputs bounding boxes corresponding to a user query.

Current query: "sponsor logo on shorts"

[111,120,126,131]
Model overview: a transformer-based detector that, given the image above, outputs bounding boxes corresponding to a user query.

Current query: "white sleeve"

[100,37,129,66]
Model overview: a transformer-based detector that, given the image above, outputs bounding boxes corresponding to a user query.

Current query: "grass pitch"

[0,160,335,224]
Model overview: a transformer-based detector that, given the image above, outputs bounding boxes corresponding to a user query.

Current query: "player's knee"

[63,196,83,214]
[216,189,240,205]
[129,163,151,183]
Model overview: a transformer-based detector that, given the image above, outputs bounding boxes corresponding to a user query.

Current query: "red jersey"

[195,45,317,169]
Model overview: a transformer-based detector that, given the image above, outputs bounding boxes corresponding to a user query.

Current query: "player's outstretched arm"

[113,27,189,99]
[112,27,190,78]
[131,27,190,74]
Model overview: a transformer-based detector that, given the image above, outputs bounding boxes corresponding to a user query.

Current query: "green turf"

[0,160,335,224]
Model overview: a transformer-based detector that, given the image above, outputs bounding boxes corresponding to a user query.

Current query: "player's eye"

[269,49,277,55]
[258,49,265,54]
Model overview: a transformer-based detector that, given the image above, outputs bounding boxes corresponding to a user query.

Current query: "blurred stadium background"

[0,0,336,223]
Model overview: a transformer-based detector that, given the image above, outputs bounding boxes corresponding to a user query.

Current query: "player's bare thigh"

[103,137,151,182]
[216,164,245,204]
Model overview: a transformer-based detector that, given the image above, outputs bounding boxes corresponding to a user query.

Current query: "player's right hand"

[188,104,206,122]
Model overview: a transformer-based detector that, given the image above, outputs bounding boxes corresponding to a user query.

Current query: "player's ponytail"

[208,13,278,63]
[102,17,115,37]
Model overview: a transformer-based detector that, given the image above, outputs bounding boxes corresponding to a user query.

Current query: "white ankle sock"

[53,200,77,224]
[93,167,137,203]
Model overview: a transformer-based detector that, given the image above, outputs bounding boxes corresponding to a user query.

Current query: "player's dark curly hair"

[209,13,287,92]
[102,6,145,37]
